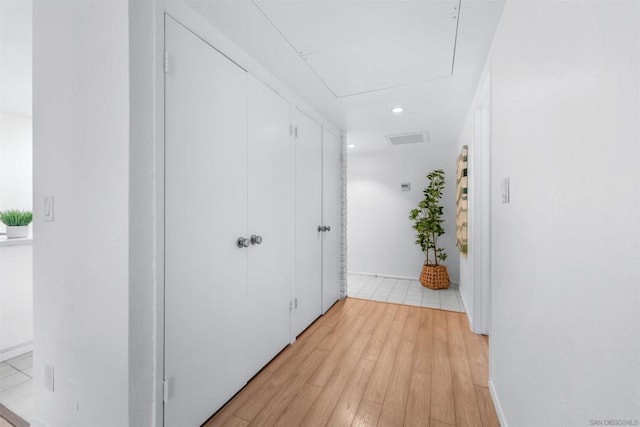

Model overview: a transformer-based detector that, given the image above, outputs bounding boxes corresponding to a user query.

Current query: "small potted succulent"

[409,170,450,289]
[0,209,33,239]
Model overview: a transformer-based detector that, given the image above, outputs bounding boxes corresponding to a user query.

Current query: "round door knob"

[318,225,323,232]
[236,237,250,248]
[325,226,331,232]
[250,234,263,245]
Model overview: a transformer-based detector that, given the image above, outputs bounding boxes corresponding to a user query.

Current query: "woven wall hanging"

[456,145,468,255]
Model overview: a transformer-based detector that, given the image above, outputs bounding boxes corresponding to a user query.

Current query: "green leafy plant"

[0,210,33,226]
[409,170,448,266]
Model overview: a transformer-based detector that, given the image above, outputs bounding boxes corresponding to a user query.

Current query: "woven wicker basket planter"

[419,264,450,290]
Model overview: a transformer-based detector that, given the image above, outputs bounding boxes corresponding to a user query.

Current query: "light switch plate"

[501,177,510,204]
[44,196,54,221]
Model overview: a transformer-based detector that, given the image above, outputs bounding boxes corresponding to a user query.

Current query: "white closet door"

[322,129,341,313]
[293,109,323,337]
[246,75,294,376]
[164,16,248,427]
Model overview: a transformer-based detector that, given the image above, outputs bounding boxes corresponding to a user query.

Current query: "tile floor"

[0,352,33,423]
[347,273,465,312]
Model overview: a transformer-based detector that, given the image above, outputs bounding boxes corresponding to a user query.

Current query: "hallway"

[23,1,640,425]
[204,298,497,426]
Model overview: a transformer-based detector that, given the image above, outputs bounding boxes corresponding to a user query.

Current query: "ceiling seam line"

[249,0,340,98]
[450,0,462,76]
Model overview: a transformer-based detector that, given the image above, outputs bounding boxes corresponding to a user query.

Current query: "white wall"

[456,67,492,333]
[347,144,459,283]
[0,113,33,216]
[0,244,33,360]
[486,1,640,425]
[33,2,130,426]
[128,1,161,425]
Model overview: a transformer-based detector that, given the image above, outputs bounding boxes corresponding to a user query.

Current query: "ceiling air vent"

[385,131,429,146]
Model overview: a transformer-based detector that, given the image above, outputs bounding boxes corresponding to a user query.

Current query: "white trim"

[126,2,166,425]
[469,65,492,335]
[461,296,474,331]
[0,236,33,247]
[347,271,460,288]
[638,0,640,391]
[30,419,49,427]
[348,271,419,281]
[153,4,165,427]
[481,71,492,336]
[0,341,32,362]
[489,380,508,427]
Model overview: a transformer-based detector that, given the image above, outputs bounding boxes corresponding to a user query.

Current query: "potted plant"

[409,170,450,289]
[0,209,33,239]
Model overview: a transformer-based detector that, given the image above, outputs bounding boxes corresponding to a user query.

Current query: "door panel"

[164,16,248,427]
[293,109,323,337]
[322,129,341,312]
[247,75,293,376]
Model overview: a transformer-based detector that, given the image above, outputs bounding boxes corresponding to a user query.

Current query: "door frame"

[321,126,343,313]
[469,69,492,335]
[293,107,324,337]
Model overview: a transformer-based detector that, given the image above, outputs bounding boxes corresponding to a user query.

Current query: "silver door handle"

[236,237,250,248]
[250,234,263,245]
[318,225,323,232]
[325,226,331,232]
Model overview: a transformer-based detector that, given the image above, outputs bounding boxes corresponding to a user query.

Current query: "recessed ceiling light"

[391,106,404,114]
[347,144,356,148]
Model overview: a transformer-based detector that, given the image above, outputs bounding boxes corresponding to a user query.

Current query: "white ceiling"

[187,0,505,153]
[254,0,459,97]
[0,0,32,118]
[0,0,504,149]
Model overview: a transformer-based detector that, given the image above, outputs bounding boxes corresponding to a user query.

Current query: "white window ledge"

[0,235,33,247]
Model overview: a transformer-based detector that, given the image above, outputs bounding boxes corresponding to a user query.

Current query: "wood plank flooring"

[204,298,498,427]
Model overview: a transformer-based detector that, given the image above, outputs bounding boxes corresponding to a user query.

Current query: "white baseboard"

[0,341,32,362]
[461,296,474,331]
[488,380,508,427]
[348,271,418,281]
[348,271,460,288]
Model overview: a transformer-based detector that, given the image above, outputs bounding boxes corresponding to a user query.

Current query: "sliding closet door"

[293,109,323,337]
[164,16,248,427]
[322,129,341,312]
[246,75,294,376]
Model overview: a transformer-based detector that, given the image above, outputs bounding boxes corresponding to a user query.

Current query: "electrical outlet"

[68,378,79,411]
[44,364,55,391]
[501,177,510,204]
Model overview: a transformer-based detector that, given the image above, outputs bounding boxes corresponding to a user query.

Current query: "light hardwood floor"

[204,298,499,427]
